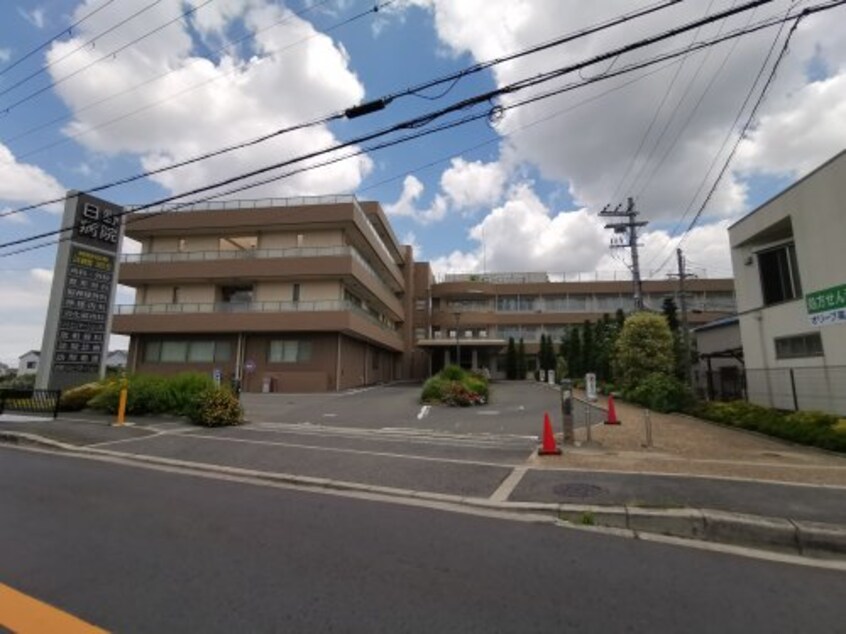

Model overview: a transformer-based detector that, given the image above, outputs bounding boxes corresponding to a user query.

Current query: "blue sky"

[1,0,845,364]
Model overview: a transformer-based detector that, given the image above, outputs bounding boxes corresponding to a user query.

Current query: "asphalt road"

[241,381,572,435]
[2,447,844,633]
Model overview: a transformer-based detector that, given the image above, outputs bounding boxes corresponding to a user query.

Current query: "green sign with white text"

[806,283,846,327]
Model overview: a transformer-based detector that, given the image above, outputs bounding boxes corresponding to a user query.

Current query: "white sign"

[585,373,597,401]
[244,359,257,374]
[213,368,222,387]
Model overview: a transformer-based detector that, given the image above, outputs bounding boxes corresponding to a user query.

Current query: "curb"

[2,430,845,560]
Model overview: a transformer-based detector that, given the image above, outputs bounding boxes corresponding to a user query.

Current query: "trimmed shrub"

[187,387,243,427]
[59,382,105,411]
[690,401,846,453]
[626,373,693,413]
[420,367,488,406]
[88,372,215,416]
[441,365,465,381]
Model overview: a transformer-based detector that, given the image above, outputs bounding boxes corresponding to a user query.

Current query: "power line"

[1,0,833,257]
[0,0,120,79]
[4,0,364,157]
[649,3,805,273]
[0,0,162,100]
[0,0,214,114]
[0,0,682,220]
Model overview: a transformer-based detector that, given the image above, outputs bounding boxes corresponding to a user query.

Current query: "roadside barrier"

[0,388,61,419]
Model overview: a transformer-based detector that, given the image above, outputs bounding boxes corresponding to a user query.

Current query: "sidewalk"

[539,392,846,487]
[2,409,846,558]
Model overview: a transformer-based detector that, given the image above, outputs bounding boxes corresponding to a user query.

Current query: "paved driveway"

[242,381,568,436]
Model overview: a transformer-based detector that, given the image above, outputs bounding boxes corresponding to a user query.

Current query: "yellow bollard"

[115,379,128,426]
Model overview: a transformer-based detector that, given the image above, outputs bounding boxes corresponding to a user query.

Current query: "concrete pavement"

[2,381,846,557]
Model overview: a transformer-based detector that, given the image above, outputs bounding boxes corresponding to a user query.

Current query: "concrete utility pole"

[600,197,649,310]
[672,248,695,390]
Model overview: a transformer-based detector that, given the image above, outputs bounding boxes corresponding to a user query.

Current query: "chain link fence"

[745,366,846,416]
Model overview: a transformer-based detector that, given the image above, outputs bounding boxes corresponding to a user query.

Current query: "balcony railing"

[125,194,359,214]
[115,299,398,331]
[121,245,383,286]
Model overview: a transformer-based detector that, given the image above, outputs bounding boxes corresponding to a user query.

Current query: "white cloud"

[0,48,11,63]
[0,268,53,365]
[48,0,372,200]
[18,7,46,29]
[431,181,609,275]
[440,157,507,211]
[0,142,65,213]
[393,0,846,228]
[383,175,448,224]
[401,231,423,260]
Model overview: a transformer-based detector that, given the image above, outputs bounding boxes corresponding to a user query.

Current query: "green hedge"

[421,365,489,407]
[689,400,846,453]
[88,372,216,416]
[625,373,693,413]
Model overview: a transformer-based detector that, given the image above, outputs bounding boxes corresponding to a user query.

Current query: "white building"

[17,350,40,377]
[728,149,846,415]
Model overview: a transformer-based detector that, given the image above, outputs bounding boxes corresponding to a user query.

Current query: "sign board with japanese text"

[36,192,124,390]
[806,283,846,327]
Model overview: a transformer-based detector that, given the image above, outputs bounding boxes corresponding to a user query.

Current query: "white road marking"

[417,405,430,420]
[87,433,164,448]
[323,414,337,418]
[489,466,529,502]
[476,411,500,416]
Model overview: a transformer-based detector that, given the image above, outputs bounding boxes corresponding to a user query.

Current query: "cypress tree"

[505,337,517,380]
[517,338,527,379]
[581,319,594,374]
[568,327,582,378]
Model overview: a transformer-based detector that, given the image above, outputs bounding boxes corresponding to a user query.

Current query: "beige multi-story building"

[114,196,735,392]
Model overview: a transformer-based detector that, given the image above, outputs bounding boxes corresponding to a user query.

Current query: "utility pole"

[671,248,695,391]
[600,197,649,310]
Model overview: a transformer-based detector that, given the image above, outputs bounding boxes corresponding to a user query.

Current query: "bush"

[626,373,693,413]
[690,401,846,453]
[186,387,243,427]
[88,372,215,416]
[421,367,488,407]
[441,365,466,381]
[59,382,105,411]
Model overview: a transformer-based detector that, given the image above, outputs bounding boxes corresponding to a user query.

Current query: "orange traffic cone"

[538,411,562,455]
[605,394,621,425]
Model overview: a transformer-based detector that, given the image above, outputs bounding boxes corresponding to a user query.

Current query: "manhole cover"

[553,483,606,499]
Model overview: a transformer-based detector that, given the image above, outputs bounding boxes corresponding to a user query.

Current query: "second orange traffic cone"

[604,394,621,425]
[538,411,562,455]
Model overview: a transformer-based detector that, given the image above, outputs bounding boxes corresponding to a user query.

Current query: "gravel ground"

[534,389,846,486]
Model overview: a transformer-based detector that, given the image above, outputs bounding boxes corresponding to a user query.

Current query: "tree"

[505,337,517,380]
[614,312,675,390]
[594,314,614,382]
[538,334,548,373]
[567,326,582,378]
[615,308,626,331]
[545,334,557,373]
[662,297,680,333]
[516,338,527,379]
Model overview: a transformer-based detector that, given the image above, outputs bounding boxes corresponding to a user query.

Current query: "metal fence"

[745,366,846,416]
[0,389,61,418]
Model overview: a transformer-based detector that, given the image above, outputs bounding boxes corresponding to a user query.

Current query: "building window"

[221,285,253,304]
[758,243,802,306]
[172,287,180,304]
[269,340,312,363]
[292,283,301,302]
[296,233,305,247]
[774,333,823,360]
[415,299,427,310]
[145,340,230,363]
[26,361,36,369]
[414,328,426,340]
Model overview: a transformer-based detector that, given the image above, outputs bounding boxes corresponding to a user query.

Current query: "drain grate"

[553,483,606,499]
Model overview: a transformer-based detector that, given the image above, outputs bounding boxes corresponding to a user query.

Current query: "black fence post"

[789,368,799,411]
[52,390,61,419]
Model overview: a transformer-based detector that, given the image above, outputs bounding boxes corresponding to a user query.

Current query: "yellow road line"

[0,583,107,633]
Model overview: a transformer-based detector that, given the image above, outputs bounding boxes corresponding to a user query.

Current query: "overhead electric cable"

[4,0,840,257]
[1,0,335,147]
[0,0,162,99]
[0,0,685,219]
[650,6,813,274]
[0,0,120,79]
[0,0,214,114]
